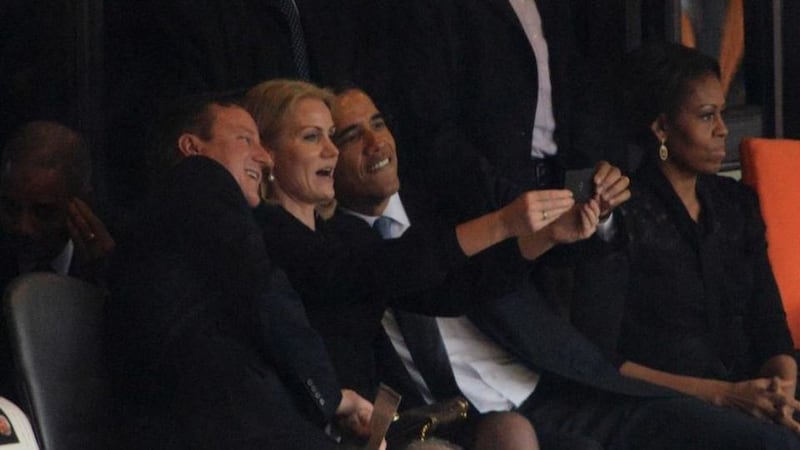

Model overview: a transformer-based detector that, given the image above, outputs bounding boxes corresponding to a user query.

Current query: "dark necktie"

[276,0,311,80]
[372,216,461,400]
[392,311,462,400]
[372,215,394,239]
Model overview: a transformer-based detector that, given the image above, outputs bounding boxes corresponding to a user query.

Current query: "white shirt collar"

[340,193,411,236]
[50,239,74,275]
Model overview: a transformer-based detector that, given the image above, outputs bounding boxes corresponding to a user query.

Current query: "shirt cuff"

[596,212,616,242]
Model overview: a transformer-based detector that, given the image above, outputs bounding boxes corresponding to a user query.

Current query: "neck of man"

[339,193,393,217]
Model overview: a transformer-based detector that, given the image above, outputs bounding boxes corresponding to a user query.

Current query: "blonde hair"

[242,79,334,146]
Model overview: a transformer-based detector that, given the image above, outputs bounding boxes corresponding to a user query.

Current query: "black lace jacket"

[575,161,794,380]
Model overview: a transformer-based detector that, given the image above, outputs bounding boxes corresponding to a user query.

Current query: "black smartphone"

[564,168,595,203]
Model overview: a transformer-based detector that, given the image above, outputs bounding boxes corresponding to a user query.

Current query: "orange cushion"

[740,138,800,346]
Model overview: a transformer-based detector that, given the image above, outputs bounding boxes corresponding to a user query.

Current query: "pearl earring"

[658,139,668,161]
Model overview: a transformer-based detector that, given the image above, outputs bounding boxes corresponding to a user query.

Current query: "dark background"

[1,0,796,209]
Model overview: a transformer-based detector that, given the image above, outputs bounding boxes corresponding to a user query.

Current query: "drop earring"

[267,172,275,182]
[659,138,669,161]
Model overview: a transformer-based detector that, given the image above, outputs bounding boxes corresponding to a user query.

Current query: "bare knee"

[404,437,462,449]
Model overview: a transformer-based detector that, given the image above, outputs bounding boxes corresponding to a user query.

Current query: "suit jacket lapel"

[482,0,533,49]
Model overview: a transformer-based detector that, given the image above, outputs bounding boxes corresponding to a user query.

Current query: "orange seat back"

[740,138,800,346]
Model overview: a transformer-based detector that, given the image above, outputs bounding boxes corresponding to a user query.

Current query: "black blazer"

[396,0,617,221]
[337,191,672,408]
[105,157,343,449]
[466,282,672,399]
[255,198,473,399]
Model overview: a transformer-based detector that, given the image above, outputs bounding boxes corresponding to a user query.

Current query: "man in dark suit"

[328,87,800,450]
[0,121,115,401]
[105,94,378,449]
[395,0,620,222]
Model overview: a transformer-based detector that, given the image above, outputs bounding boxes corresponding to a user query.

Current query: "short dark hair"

[148,91,243,189]
[2,121,92,197]
[622,42,721,150]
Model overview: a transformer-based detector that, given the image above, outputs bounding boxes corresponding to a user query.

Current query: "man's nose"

[364,130,383,153]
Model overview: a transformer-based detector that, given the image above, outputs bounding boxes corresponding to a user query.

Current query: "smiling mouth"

[245,168,261,182]
[367,158,390,172]
[316,167,334,177]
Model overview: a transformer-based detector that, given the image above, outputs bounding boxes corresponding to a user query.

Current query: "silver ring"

[542,210,548,220]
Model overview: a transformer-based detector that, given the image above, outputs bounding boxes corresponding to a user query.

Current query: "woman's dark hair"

[622,42,721,151]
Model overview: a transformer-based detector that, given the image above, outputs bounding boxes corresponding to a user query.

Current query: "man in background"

[0,120,114,401]
[327,87,800,450]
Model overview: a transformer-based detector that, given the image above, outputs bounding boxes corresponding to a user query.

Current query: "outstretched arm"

[455,189,574,257]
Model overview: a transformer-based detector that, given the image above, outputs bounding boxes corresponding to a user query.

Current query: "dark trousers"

[517,377,800,450]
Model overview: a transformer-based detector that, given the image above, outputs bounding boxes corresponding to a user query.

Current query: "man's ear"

[261,142,279,166]
[177,133,202,157]
[649,115,668,142]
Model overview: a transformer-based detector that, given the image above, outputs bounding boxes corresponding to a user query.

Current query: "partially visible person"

[572,42,800,434]
[0,121,114,287]
[394,0,621,224]
[243,79,558,449]
[0,121,114,401]
[329,86,800,450]
[105,93,380,449]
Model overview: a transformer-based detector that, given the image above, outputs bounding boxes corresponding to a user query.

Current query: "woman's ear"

[177,133,202,157]
[649,115,668,142]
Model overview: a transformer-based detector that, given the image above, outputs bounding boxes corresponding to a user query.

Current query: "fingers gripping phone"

[564,168,595,203]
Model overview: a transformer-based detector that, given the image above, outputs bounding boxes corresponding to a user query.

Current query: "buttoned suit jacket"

[106,157,343,449]
[325,189,669,412]
[340,191,672,410]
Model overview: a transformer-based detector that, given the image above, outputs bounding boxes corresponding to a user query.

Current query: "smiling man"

[328,87,800,450]
[329,90,400,217]
[106,93,377,450]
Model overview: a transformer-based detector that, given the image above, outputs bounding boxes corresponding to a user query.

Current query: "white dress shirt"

[508,0,558,158]
[50,239,74,275]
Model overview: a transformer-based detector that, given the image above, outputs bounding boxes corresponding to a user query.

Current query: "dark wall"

[1,0,106,200]
[784,1,800,138]
[1,1,80,143]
